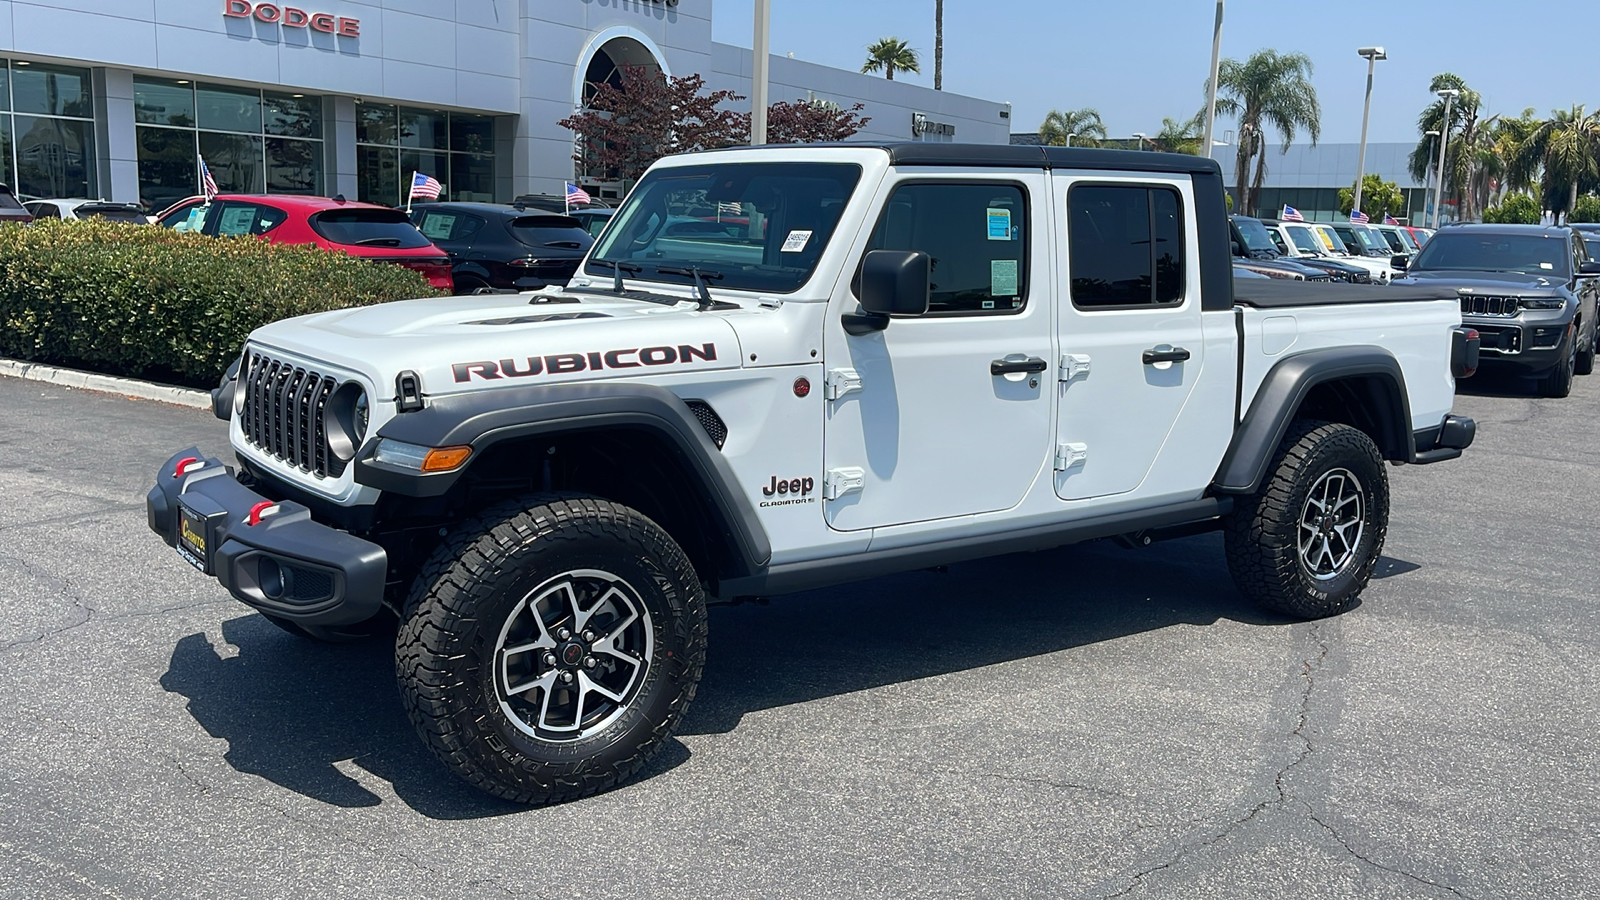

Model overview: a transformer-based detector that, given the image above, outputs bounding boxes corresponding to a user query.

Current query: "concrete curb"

[0,358,211,409]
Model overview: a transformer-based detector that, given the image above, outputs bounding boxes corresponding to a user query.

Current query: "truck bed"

[1234,280,1461,308]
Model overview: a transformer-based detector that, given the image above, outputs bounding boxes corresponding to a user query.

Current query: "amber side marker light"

[421,446,473,473]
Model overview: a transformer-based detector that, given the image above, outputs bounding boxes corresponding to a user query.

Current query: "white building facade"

[0,0,1009,211]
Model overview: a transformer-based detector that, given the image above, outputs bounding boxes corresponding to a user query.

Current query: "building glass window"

[356,101,500,204]
[0,60,96,200]
[134,77,323,211]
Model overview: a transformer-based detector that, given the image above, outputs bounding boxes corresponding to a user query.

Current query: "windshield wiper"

[590,258,644,294]
[655,266,723,309]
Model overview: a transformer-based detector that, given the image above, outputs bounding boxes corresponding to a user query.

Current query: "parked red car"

[154,194,452,291]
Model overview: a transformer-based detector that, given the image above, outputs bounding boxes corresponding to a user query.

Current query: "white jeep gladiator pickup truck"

[148,144,1479,804]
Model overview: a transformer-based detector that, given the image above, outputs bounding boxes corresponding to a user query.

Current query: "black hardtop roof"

[699,142,1224,176]
[1433,223,1573,238]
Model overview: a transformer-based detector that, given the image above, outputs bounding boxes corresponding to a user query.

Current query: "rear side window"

[27,202,60,219]
[859,181,1029,314]
[0,191,25,212]
[215,202,288,236]
[508,215,593,251]
[76,206,150,225]
[1068,184,1185,308]
[311,209,433,248]
[414,210,484,243]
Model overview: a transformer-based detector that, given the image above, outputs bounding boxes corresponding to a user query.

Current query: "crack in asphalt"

[1302,800,1479,899]
[1098,626,1329,899]
[975,771,1127,800]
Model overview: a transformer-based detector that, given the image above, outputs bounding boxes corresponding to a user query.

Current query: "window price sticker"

[987,208,1012,241]
[991,259,1019,296]
[781,230,812,253]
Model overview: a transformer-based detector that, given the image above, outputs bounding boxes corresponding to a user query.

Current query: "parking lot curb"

[0,358,211,409]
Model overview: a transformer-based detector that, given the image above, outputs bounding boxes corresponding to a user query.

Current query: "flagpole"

[406,173,414,214]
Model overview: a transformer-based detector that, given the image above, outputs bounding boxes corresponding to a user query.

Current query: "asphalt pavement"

[0,371,1595,899]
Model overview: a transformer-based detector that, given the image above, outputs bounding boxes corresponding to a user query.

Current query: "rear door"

[1051,175,1207,501]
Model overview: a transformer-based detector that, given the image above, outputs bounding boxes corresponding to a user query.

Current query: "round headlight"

[324,382,369,462]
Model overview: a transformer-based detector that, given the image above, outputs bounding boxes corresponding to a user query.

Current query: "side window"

[29,203,60,220]
[418,211,483,243]
[860,182,1028,314]
[160,201,207,232]
[1068,184,1185,308]
[215,202,287,236]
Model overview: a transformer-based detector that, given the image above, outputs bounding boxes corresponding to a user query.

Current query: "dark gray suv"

[1400,224,1600,397]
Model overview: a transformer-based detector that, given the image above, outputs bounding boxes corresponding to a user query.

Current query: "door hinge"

[824,467,865,500]
[825,368,863,400]
[1055,442,1088,471]
[1059,354,1091,381]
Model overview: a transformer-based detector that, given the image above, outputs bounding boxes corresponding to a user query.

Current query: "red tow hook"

[174,457,203,478]
[246,501,279,526]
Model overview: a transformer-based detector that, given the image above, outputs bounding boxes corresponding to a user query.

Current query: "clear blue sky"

[712,0,1595,146]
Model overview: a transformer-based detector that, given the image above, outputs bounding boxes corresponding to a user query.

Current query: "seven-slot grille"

[240,351,346,479]
[1460,295,1521,317]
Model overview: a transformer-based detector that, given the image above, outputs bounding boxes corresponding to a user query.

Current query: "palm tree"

[861,38,920,81]
[1518,105,1600,223]
[1407,74,1486,222]
[1038,108,1106,147]
[1206,49,1321,216]
[1153,115,1203,155]
[934,0,944,90]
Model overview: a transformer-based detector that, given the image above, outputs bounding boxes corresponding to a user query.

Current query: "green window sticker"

[991,258,1019,296]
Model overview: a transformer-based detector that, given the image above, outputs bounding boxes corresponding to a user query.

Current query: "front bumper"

[1466,317,1571,374]
[146,447,387,627]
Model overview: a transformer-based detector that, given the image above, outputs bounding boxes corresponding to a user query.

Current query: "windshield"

[586,162,861,293]
[1353,225,1389,253]
[311,209,434,249]
[1233,217,1279,255]
[1286,226,1324,255]
[1411,232,1571,277]
[1394,228,1421,252]
[1376,229,1407,253]
[1312,226,1349,255]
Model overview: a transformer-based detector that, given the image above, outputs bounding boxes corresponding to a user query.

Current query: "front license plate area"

[177,500,215,574]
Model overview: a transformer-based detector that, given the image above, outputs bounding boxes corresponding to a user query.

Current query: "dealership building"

[0,0,1009,212]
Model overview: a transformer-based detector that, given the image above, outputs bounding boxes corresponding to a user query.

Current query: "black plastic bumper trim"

[147,447,387,626]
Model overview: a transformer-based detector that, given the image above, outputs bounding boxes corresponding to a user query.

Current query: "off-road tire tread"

[1224,420,1388,619]
[395,493,706,804]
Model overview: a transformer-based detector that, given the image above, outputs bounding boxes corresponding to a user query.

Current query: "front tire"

[1540,326,1576,398]
[1225,420,1389,619]
[396,496,707,804]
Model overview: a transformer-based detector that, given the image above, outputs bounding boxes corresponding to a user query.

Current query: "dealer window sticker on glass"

[781,230,812,253]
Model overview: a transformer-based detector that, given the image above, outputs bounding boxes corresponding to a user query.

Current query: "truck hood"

[1399,269,1565,295]
[247,288,744,397]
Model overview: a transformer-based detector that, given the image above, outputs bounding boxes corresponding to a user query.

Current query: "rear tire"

[1225,420,1389,619]
[1540,326,1576,398]
[396,495,706,804]
[452,274,488,296]
[1575,318,1595,376]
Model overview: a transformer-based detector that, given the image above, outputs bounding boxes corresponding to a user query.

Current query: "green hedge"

[0,219,444,387]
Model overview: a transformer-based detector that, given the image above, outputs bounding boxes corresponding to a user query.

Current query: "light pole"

[1065,132,1075,147]
[1132,132,1146,151]
[1351,46,1387,219]
[1201,0,1225,156]
[1432,89,1459,227]
[1423,129,1439,226]
[751,0,770,144]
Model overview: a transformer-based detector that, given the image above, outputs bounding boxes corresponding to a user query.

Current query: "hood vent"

[463,312,612,325]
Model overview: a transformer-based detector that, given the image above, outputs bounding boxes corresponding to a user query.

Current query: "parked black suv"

[1399,224,1600,397]
[409,202,594,294]
[1229,216,1332,280]
[1255,217,1373,282]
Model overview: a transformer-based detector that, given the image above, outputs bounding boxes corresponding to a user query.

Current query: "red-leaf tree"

[765,100,872,144]
[559,66,749,185]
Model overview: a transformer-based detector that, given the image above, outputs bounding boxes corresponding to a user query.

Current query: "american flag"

[199,155,219,201]
[409,171,443,201]
[566,182,592,205]
[1281,204,1304,222]
[1383,213,1399,225]
[1350,209,1371,225]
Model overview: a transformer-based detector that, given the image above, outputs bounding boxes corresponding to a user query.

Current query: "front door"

[822,174,1054,531]
[1052,176,1207,502]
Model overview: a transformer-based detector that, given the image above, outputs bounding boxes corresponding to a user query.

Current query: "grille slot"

[1460,295,1520,317]
[684,400,727,449]
[240,351,344,478]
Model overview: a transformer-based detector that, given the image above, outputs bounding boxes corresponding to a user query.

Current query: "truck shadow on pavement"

[160,533,1410,818]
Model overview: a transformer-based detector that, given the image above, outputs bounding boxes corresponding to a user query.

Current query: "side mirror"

[1390,254,1409,271]
[1230,239,1243,257]
[847,250,930,334]
[1580,260,1600,276]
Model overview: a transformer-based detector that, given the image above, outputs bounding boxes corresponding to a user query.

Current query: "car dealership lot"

[1,373,1595,899]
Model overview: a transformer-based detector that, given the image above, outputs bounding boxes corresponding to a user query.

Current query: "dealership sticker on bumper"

[176,502,211,574]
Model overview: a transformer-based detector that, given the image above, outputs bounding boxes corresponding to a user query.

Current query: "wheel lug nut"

[582,630,595,642]
[556,628,571,640]
[543,652,557,666]
[583,656,596,668]
[560,671,575,683]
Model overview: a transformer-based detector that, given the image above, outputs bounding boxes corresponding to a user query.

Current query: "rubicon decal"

[453,343,718,383]
[760,475,816,508]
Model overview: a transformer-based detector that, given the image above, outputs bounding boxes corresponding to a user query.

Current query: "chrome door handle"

[1142,346,1191,365]
[990,356,1049,376]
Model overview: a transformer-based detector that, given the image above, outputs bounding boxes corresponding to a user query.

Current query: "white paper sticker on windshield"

[1540,262,1554,269]
[781,230,812,253]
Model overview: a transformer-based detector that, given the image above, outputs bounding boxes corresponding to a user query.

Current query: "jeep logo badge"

[759,476,816,508]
